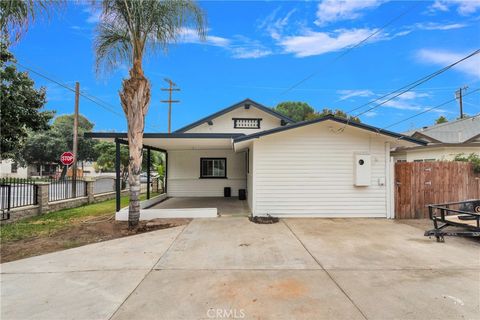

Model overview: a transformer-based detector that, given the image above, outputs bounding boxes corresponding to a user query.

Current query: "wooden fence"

[395,162,480,219]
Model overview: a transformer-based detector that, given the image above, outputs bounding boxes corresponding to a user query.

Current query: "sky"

[10,0,480,133]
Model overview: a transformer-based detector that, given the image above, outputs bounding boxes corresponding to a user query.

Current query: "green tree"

[0,42,54,159]
[52,114,97,161]
[94,142,165,184]
[316,108,361,123]
[0,0,63,42]
[454,153,480,173]
[94,141,130,181]
[435,116,448,124]
[273,101,315,122]
[94,0,206,227]
[20,130,66,174]
[274,101,361,123]
[19,114,97,172]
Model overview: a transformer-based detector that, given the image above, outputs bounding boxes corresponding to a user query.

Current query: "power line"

[351,49,480,118]
[383,88,480,129]
[13,61,162,131]
[279,1,420,97]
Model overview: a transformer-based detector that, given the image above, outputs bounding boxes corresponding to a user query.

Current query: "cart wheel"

[436,235,444,243]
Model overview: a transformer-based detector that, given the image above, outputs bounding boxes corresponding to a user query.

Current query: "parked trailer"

[425,199,480,242]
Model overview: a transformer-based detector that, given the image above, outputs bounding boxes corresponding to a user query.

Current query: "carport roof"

[84,132,244,151]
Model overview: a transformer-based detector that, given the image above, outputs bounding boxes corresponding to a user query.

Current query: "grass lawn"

[1,193,157,242]
[1,192,191,262]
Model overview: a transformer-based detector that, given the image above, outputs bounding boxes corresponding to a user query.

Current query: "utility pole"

[161,78,180,133]
[72,82,79,195]
[455,86,468,119]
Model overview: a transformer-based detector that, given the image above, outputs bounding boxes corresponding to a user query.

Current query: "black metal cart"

[425,199,480,242]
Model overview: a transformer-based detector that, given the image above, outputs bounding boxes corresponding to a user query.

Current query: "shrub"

[454,153,480,173]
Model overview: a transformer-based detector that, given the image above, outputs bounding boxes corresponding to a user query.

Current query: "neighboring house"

[0,159,28,178]
[0,160,57,178]
[392,115,480,162]
[88,98,425,218]
[0,160,99,179]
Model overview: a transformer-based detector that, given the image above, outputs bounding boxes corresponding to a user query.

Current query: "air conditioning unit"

[354,154,371,186]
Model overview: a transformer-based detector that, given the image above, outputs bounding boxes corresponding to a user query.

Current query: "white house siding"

[404,146,479,162]
[251,123,390,217]
[167,149,246,197]
[185,107,283,134]
[247,143,254,210]
[0,160,28,178]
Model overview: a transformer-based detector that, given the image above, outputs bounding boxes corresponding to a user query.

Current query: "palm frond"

[94,19,132,75]
[94,0,207,75]
[0,0,63,42]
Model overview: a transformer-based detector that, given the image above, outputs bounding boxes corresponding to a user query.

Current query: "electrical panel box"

[354,154,371,186]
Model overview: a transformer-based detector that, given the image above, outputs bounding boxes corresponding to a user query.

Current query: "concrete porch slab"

[150,197,250,216]
[155,218,320,270]
[111,269,365,320]
[0,225,185,273]
[1,270,147,320]
[330,269,480,320]
[285,219,480,270]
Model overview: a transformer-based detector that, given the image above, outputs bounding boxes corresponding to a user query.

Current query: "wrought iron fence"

[48,177,87,202]
[0,178,38,211]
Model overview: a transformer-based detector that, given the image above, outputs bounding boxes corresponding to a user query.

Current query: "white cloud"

[231,48,272,59]
[315,0,385,26]
[337,89,375,100]
[178,28,230,47]
[259,8,298,40]
[397,92,431,100]
[416,49,480,79]
[414,22,467,30]
[429,0,480,15]
[177,28,271,59]
[83,8,101,24]
[279,28,383,57]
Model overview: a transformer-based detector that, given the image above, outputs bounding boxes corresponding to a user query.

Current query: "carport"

[85,132,248,220]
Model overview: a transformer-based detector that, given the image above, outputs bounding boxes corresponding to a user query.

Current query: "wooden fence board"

[394,162,480,219]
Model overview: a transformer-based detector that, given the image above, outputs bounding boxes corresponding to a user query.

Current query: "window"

[233,118,262,129]
[11,161,18,173]
[200,158,227,178]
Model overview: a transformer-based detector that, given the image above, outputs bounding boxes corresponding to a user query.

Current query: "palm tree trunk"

[120,60,150,228]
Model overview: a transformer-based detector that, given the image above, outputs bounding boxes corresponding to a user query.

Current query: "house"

[0,160,28,178]
[87,99,425,218]
[392,115,480,162]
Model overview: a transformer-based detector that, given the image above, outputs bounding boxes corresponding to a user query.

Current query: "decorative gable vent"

[233,118,262,129]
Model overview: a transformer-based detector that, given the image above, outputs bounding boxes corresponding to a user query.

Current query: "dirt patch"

[0,215,191,263]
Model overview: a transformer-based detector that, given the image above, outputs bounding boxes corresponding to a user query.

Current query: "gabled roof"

[233,114,427,145]
[406,115,480,144]
[174,98,294,133]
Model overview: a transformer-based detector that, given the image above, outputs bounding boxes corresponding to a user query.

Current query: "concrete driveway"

[1,218,479,320]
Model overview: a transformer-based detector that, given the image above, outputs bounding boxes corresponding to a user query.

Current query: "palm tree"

[0,0,62,42]
[94,0,206,227]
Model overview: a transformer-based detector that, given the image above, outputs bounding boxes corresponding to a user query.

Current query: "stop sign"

[60,152,74,166]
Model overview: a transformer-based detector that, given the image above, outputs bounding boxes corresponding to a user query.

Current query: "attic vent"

[233,118,262,129]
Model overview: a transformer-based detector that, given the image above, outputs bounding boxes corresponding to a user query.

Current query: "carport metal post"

[164,151,168,194]
[115,138,121,212]
[147,148,151,199]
